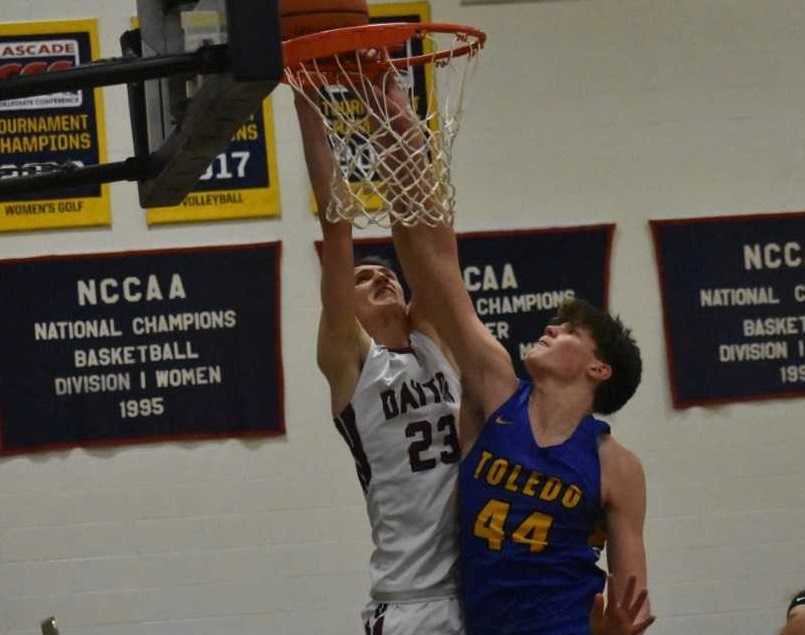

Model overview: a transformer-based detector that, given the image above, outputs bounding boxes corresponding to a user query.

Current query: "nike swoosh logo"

[495,416,514,425]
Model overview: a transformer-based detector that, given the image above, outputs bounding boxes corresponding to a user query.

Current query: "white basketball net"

[285,29,482,227]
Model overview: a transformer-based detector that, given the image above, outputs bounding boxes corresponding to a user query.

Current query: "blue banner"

[652,212,805,407]
[320,225,613,377]
[191,108,271,193]
[145,100,282,224]
[0,243,284,455]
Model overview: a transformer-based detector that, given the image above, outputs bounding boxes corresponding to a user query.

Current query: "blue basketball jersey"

[459,380,610,635]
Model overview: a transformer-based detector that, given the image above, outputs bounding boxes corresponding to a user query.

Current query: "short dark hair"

[788,590,805,618]
[355,254,397,275]
[554,298,642,415]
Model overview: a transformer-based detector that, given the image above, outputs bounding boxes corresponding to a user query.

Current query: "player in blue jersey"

[378,80,655,634]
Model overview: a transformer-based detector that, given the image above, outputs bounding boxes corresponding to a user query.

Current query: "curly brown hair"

[553,298,642,415]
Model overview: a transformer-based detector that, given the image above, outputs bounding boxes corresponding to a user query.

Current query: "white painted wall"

[1,1,804,634]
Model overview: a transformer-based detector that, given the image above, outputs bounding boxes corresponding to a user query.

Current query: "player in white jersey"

[295,93,464,635]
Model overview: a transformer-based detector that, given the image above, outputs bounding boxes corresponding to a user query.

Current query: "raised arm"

[392,222,515,406]
[295,93,371,414]
[380,81,517,434]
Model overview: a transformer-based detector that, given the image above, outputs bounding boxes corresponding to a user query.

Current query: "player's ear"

[588,360,611,382]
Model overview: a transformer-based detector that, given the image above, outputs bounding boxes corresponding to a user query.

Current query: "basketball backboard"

[135,0,282,207]
[0,0,282,208]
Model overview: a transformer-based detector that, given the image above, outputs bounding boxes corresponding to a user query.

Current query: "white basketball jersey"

[333,330,461,598]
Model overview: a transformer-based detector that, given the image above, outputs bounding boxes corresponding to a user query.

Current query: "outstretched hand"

[590,575,655,635]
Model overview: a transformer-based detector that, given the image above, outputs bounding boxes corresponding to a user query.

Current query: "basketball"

[279,0,370,40]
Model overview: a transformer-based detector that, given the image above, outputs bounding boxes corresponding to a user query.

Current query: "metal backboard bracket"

[0,0,282,209]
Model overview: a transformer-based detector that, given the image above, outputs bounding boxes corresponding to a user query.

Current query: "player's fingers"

[631,615,656,635]
[627,589,648,621]
[621,574,636,610]
[357,47,381,66]
[592,593,604,618]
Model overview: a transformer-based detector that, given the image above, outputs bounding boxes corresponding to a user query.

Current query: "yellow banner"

[0,19,110,232]
[370,1,431,24]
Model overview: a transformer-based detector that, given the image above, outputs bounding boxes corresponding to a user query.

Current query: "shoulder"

[318,323,374,415]
[599,435,646,507]
[599,435,643,474]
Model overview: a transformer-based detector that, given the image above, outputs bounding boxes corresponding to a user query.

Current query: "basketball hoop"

[283,23,486,228]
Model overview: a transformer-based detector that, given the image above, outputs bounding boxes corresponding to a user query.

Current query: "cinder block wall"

[1,2,804,635]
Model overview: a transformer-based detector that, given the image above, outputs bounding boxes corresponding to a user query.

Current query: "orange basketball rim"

[282,22,486,78]
[283,20,487,229]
